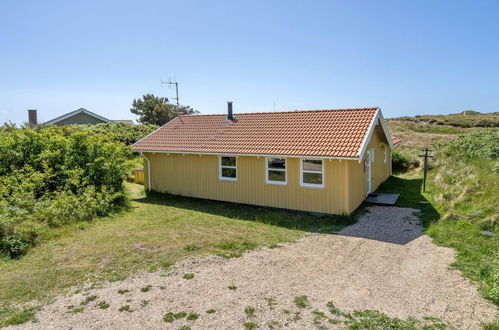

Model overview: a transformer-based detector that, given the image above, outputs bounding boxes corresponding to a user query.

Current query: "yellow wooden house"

[133,104,398,215]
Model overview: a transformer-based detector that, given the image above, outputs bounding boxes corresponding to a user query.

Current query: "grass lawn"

[0,183,354,326]
[376,173,440,227]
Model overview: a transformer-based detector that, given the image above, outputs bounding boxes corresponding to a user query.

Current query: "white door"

[366,150,373,194]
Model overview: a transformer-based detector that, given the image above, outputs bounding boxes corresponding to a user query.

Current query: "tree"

[130,94,198,126]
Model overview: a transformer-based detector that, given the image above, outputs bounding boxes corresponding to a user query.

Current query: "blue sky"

[1,0,498,124]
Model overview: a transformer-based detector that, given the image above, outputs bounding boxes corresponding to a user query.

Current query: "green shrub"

[441,129,498,160]
[391,150,412,172]
[0,237,28,259]
[0,125,131,258]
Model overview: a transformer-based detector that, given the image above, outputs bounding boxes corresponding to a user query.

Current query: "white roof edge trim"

[44,108,113,125]
[134,150,359,160]
[356,109,394,163]
[378,111,395,149]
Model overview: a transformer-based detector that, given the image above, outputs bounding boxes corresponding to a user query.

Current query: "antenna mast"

[161,79,179,106]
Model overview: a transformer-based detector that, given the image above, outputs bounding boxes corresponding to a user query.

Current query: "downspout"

[140,152,151,192]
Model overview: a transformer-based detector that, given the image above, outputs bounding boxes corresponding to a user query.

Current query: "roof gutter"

[134,150,359,161]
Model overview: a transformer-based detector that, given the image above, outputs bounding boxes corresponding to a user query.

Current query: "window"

[266,158,287,185]
[301,159,324,188]
[384,145,387,163]
[219,156,237,181]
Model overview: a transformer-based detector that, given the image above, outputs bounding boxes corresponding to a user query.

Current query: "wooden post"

[419,148,433,192]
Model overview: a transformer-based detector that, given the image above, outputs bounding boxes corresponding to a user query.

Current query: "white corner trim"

[218,155,238,181]
[44,108,113,125]
[141,152,151,192]
[265,157,288,186]
[299,158,325,189]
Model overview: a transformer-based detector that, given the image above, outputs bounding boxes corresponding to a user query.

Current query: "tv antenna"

[161,79,179,106]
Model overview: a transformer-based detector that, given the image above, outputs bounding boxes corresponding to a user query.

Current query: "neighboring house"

[132,104,398,215]
[44,108,113,126]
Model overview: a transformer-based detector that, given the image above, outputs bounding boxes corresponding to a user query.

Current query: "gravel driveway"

[14,206,497,329]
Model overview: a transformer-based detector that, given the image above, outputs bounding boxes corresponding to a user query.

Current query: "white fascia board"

[357,109,380,163]
[356,108,394,162]
[378,111,394,149]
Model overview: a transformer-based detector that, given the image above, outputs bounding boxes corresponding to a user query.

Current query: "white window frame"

[383,145,387,163]
[300,158,324,188]
[219,156,237,181]
[265,157,287,185]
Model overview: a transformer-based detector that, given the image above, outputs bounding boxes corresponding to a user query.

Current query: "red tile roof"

[133,108,381,158]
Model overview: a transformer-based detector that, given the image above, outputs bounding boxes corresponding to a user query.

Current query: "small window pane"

[268,170,286,182]
[222,167,237,178]
[303,172,322,185]
[268,158,286,169]
[303,159,322,171]
[221,157,236,166]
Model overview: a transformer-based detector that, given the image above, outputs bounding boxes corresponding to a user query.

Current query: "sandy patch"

[12,206,497,329]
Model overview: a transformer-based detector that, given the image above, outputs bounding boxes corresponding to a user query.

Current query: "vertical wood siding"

[143,125,391,215]
[346,124,392,213]
[371,126,391,189]
[144,154,351,214]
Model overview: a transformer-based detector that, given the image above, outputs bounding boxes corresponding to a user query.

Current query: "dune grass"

[393,111,499,128]
[425,160,498,305]
[0,183,354,326]
[387,121,464,162]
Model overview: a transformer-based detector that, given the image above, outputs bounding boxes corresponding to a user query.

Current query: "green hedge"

[63,122,158,146]
[0,125,132,258]
[441,128,498,160]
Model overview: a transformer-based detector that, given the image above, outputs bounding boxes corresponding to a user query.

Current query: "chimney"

[227,101,234,121]
[28,109,38,125]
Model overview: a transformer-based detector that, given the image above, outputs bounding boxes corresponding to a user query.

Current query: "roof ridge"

[179,107,379,117]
